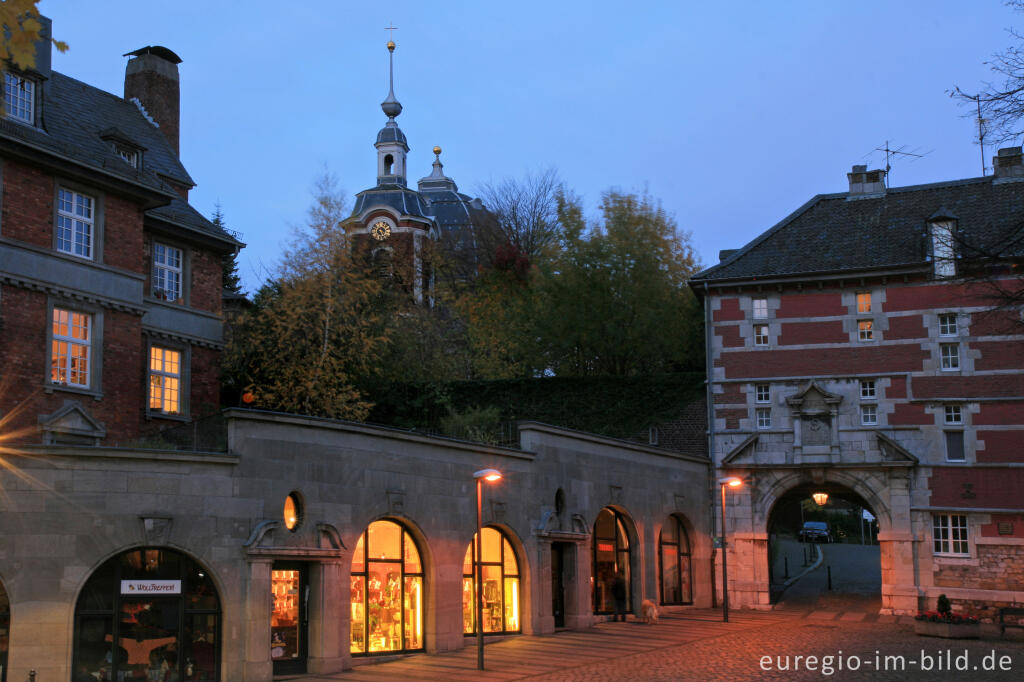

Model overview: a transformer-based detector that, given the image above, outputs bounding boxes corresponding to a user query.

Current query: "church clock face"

[371,220,392,241]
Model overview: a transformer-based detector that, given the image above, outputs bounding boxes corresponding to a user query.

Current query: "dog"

[640,599,659,624]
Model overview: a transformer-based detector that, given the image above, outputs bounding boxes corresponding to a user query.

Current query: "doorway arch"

[592,507,634,614]
[462,525,522,635]
[659,514,694,606]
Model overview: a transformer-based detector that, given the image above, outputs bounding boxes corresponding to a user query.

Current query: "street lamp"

[719,476,743,623]
[474,468,502,670]
[812,492,829,506]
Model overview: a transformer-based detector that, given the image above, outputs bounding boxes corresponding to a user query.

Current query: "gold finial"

[433,146,442,155]
[387,40,395,52]
[385,22,398,51]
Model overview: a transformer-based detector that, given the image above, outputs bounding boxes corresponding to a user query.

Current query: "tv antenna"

[865,140,929,186]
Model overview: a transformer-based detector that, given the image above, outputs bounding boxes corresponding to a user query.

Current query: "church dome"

[376,124,408,147]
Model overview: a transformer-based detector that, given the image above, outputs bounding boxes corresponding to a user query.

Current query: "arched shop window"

[350,519,425,655]
[462,526,521,635]
[1,578,9,682]
[72,548,220,681]
[659,515,693,605]
[592,507,631,613]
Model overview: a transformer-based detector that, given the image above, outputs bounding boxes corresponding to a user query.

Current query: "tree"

[476,168,562,263]
[211,203,243,294]
[0,1,67,71]
[222,174,388,419]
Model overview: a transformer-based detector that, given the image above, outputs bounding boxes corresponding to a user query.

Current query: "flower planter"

[914,620,980,639]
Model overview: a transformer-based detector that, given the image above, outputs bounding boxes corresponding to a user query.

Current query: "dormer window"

[100,128,145,171]
[930,219,957,278]
[116,144,139,168]
[4,72,35,124]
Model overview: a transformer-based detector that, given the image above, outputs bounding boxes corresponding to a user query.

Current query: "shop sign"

[120,580,181,595]
[597,542,615,552]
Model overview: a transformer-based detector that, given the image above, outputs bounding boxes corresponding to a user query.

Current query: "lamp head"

[474,468,502,482]
[719,476,743,488]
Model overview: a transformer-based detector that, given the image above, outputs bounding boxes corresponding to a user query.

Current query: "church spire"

[374,37,409,187]
[381,39,402,120]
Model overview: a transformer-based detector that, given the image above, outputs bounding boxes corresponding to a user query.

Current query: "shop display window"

[350,520,425,655]
[271,569,301,661]
[659,515,693,605]
[462,527,521,635]
[592,507,632,613]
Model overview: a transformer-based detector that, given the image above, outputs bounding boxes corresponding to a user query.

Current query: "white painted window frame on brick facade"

[56,188,95,260]
[756,407,771,429]
[755,384,770,403]
[944,404,963,424]
[940,343,960,371]
[938,313,958,336]
[50,307,91,388]
[860,404,877,426]
[152,242,184,302]
[753,324,769,346]
[944,431,966,462]
[858,319,873,341]
[752,298,768,319]
[4,71,35,124]
[856,291,872,314]
[932,513,969,556]
[860,380,876,400]
[145,338,191,421]
[148,346,182,415]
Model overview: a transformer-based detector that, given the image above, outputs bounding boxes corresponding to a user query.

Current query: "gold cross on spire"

[385,23,398,41]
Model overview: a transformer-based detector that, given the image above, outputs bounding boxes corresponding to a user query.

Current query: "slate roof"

[692,175,1024,284]
[376,124,408,147]
[351,184,434,222]
[0,70,240,247]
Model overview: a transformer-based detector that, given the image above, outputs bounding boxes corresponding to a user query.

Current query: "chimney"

[124,46,182,155]
[993,146,1024,179]
[847,165,886,195]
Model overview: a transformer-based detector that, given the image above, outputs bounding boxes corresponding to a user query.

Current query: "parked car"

[799,521,833,543]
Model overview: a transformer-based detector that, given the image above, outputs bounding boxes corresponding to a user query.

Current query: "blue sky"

[46,1,1018,292]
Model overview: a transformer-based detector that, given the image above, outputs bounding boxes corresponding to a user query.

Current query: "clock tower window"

[384,154,394,175]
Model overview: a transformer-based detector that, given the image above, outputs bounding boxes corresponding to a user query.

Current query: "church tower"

[376,39,409,186]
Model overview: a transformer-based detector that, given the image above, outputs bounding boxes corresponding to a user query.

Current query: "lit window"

[944,405,963,424]
[755,384,770,403]
[858,320,873,341]
[939,313,958,336]
[51,308,91,387]
[754,324,769,346]
[752,298,768,319]
[284,493,302,531]
[861,404,877,426]
[860,380,876,400]
[945,431,966,462]
[153,243,183,302]
[57,189,94,259]
[462,526,521,635]
[149,347,181,414]
[856,292,872,314]
[4,72,34,123]
[940,343,960,371]
[932,514,968,555]
[756,408,771,429]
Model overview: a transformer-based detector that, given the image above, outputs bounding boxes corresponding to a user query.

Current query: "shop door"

[271,563,308,675]
[551,543,566,628]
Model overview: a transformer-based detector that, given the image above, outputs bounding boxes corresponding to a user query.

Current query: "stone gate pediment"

[722,434,759,466]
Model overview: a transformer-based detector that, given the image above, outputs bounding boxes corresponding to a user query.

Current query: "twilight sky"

[46,1,1018,292]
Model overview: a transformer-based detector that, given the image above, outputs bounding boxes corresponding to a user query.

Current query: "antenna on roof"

[866,140,929,187]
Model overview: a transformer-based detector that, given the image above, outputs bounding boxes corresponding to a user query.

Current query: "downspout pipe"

[703,281,718,608]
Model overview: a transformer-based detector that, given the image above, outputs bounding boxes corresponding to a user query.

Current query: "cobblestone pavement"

[293,609,1024,682]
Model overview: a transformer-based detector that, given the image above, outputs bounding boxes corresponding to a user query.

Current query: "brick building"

[0,21,241,446]
[691,154,1024,616]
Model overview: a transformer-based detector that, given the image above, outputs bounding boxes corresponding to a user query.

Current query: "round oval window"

[284,493,302,531]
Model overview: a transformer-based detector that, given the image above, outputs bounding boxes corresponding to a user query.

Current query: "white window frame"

[755,384,770,403]
[756,407,771,429]
[940,343,960,371]
[944,405,963,425]
[4,71,34,123]
[152,242,184,302]
[753,324,769,347]
[752,298,768,319]
[51,307,91,388]
[860,404,877,426]
[932,514,969,556]
[860,380,876,400]
[116,144,139,168]
[56,188,95,259]
[858,319,873,341]
[938,313,958,337]
[856,292,872,314]
[945,431,966,462]
[931,221,957,278]
[149,346,182,415]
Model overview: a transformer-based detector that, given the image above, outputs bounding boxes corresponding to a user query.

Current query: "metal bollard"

[784,557,789,579]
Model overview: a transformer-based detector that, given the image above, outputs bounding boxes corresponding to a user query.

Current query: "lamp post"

[719,476,743,622]
[474,468,502,670]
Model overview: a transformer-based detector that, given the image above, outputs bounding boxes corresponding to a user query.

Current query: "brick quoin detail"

[778,320,846,346]
[886,314,926,340]
[971,310,1022,337]
[929,468,1024,509]
[972,340,1024,371]
[882,282,1002,312]
[714,324,744,348]
[980,514,1024,538]
[713,298,744,321]
[978,431,1024,463]
[776,292,844,319]
[715,408,746,430]
[975,401,1024,426]
[713,383,745,405]
[887,376,908,399]
[718,344,928,379]
[889,403,929,425]
[913,375,1024,399]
